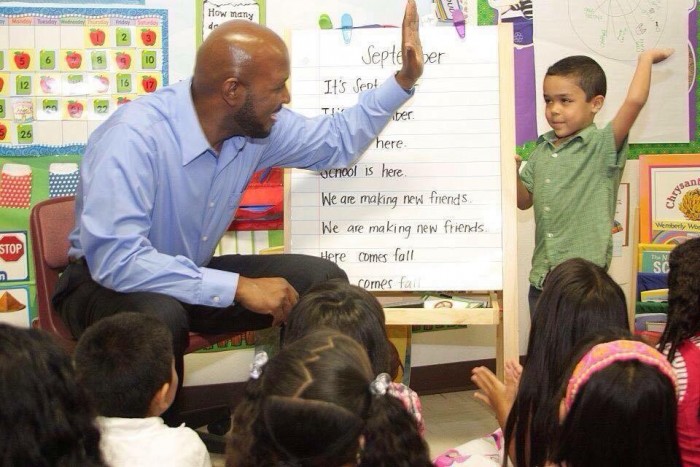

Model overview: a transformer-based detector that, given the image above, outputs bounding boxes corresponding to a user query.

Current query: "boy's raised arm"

[611,47,674,150]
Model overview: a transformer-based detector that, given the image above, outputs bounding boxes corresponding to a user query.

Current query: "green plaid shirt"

[520,123,627,288]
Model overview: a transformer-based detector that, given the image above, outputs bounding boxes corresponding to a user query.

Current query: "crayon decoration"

[341,13,353,44]
[318,13,333,30]
[452,8,465,38]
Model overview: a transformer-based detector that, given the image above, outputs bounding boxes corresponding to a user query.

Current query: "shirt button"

[545,178,551,184]
[544,206,550,212]
[209,202,215,208]
[213,296,220,303]
[547,233,554,238]
[552,153,558,158]
[202,236,208,242]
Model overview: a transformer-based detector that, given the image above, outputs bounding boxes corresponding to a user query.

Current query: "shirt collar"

[173,78,213,165]
[538,122,597,148]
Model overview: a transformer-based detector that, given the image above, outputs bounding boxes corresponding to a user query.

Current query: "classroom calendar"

[0,8,167,154]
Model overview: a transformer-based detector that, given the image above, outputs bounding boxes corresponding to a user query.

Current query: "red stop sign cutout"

[0,235,24,262]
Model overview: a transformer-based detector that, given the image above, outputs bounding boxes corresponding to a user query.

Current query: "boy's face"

[543,74,603,139]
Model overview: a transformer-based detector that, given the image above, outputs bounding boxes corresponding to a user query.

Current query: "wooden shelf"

[385,305,500,326]
[383,291,501,325]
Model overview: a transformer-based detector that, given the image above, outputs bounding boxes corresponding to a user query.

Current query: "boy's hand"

[640,47,674,64]
[613,47,674,150]
[395,0,423,91]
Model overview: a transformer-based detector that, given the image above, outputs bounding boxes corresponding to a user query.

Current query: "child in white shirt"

[74,312,211,467]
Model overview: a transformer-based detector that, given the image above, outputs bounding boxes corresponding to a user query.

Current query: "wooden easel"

[285,24,519,379]
[380,25,519,377]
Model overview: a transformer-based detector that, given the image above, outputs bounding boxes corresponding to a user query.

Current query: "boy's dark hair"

[227,330,431,467]
[0,324,105,467]
[504,258,629,467]
[74,312,174,418]
[659,237,700,362]
[546,55,607,100]
[285,279,396,378]
[551,335,681,467]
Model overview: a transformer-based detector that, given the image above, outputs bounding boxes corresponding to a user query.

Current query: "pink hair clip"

[565,340,677,411]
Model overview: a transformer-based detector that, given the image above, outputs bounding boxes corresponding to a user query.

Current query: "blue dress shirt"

[68,76,411,307]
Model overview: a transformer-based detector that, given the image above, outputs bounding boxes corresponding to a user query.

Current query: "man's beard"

[235,93,273,139]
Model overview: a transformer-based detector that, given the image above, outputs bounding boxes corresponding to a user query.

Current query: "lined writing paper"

[288,26,503,291]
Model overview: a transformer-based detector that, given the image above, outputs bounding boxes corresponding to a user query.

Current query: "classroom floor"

[209,390,498,465]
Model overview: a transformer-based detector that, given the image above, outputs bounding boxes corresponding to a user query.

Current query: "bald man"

[53,1,423,396]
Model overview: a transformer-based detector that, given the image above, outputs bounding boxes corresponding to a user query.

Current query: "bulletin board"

[0,0,191,328]
[0,7,167,153]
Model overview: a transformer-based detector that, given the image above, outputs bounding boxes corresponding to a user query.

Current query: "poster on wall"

[0,7,167,155]
[198,0,265,44]
[639,154,700,244]
[0,230,28,282]
[0,286,29,327]
[0,228,30,326]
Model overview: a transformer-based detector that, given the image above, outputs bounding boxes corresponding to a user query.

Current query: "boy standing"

[74,312,211,467]
[518,49,674,315]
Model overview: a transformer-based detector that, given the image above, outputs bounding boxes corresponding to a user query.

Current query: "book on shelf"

[645,321,667,333]
[640,288,668,302]
[376,295,425,308]
[422,294,490,309]
[634,312,668,332]
[638,243,674,274]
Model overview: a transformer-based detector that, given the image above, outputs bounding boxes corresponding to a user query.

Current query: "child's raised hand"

[472,366,504,413]
[504,359,523,399]
[641,47,674,64]
[471,366,512,427]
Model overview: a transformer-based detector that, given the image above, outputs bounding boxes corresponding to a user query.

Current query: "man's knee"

[134,296,189,355]
[106,293,190,357]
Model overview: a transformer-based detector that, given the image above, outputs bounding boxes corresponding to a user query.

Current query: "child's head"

[227,329,431,467]
[552,339,681,467]
[543,55,606,138]
[74,312,176,418]
[506,258,629,467]
[0,323,105,466]
[285,279,395,377]
[531,257,629,358]
[659,237,700,358]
